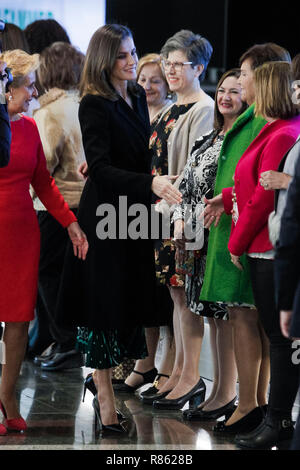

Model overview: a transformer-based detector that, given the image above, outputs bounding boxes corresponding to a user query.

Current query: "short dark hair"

[239,43,291,70]
[38,42,84,91]
[24,19,70,54]
[160,29,213,82]
[214,68,247,130]
[1,23,30,52]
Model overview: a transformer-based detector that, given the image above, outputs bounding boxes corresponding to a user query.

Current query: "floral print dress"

[172,129,228,319]
[151,103,196,287]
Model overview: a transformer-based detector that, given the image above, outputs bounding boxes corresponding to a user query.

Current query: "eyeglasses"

[161,60,193,72]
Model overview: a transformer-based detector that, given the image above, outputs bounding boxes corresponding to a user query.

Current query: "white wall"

[0,0,106,52]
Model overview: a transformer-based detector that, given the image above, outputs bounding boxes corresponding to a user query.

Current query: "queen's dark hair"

[80,24,139,100]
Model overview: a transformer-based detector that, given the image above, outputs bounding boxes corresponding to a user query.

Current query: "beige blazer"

[32,88,86,210]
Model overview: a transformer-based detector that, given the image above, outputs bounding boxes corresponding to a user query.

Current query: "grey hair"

[160,29,213,81]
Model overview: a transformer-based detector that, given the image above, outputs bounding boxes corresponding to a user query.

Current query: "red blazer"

[222,116,300,257]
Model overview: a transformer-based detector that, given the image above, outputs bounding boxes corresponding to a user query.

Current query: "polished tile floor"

[0,361,298,451]
[0,362,242,450]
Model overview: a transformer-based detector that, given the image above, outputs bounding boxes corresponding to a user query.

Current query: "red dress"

[0,115,77,322]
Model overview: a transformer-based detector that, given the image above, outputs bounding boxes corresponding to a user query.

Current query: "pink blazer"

[222,116,300,256]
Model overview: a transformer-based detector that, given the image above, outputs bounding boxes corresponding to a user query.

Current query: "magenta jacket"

[222,116,300,257]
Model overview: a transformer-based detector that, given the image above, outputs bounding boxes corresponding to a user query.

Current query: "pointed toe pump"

[83,376,125,422]
[0,401,27,432]
[92,397,127,435]
[152,378,206,411]
[183,396,237,421]
[0,423,7,436]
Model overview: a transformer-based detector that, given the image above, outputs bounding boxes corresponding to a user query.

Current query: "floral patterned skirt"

[154,238,185,287]
[77,326,148,369]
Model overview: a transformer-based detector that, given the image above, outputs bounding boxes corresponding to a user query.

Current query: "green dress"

[200,105,266,305]
[77,327,147,370]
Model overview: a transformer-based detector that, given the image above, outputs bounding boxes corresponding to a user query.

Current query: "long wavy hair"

[80,24,134,100]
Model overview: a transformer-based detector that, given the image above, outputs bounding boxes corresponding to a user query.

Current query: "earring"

[8,95,13,101]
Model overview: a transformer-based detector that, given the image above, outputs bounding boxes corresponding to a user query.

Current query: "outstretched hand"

[152,175,182,206]
[67,222,89,260]
[202,194,224,228]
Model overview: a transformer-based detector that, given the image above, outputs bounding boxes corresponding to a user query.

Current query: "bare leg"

[0,321,29,419]
[202,318,237,411]
[94,368,118,425]
[198,318,219,408]
[156,326,175,389]
[166,287,204,399]
[225,307,261,425]
[157,302,183,394]
[125,327,159,388]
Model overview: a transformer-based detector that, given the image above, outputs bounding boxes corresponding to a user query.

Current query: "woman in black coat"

[57,24,182,434]
[274,146,300,450]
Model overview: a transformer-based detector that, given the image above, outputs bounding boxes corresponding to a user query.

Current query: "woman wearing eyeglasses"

[140,30,215,409]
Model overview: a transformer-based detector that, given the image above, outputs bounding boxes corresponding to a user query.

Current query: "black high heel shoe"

[83,374,126,421]
[152,378,206,410]
[213,406,265,436]
[113,367,158,393]
[183,396,237,421]
[92,397,127,435]
[83,373,97,401]
[140,373,170,397]
[141,389,173,405]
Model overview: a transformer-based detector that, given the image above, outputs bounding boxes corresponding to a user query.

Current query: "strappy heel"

[113,367,158,392]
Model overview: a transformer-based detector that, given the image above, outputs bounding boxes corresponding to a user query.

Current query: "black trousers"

[36,210,78,352]
[248,257,300,417]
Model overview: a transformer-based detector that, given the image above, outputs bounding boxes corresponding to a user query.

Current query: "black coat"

[274,145,300,337]
[57,86,158,331]
[0,103,11,167]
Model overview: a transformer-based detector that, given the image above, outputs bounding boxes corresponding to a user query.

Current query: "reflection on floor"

[0,362,298,450]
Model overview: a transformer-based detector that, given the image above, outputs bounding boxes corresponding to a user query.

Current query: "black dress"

[56,85,157,369]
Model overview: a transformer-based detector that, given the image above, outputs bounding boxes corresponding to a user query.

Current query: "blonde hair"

[0,49,39,89]
[136,53,165,81]
[255,61,297,119]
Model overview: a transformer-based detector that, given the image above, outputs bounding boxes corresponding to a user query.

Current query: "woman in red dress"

[0,49,88,435]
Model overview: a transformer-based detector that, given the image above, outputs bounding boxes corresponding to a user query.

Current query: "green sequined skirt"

[77,326,148,369]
